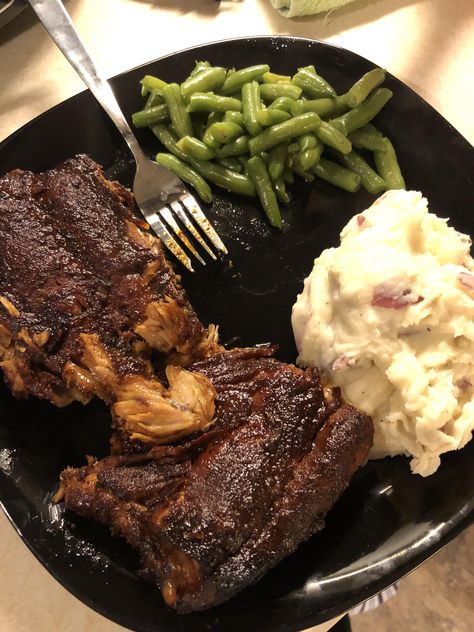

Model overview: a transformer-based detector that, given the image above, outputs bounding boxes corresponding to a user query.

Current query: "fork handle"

[29,0,146,163]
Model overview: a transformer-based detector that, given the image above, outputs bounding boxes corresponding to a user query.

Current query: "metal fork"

[29,0,227,272]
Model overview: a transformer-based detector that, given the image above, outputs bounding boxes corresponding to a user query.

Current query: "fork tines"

[149,194,227,272]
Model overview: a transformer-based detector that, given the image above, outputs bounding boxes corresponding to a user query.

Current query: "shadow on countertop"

[0,0,245,46]
[0,0,78,46]
[131,0,244,16]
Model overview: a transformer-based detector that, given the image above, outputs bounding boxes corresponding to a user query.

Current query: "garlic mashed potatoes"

[292,190,474,476]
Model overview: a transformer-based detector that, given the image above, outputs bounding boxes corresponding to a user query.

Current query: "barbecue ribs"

[60,347,373,612]
[0,155,219,442]
[1,156,374,612]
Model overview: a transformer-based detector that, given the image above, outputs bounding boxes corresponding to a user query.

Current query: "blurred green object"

[269,0,357,17]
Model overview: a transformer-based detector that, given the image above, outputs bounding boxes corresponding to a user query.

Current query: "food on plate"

[292,190,474,476]
[0,156,219,443]
[133,62,404,228]
[0,156,373,611]
[59,347,373,612]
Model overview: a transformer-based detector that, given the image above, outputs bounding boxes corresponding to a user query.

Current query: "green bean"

[155,153,212,203]
[285,151,296,166]
[216,135,250,157]
[209,121,244,144]
[283,168,295,184]
[291,95,349,119]
[187,157,256,197]
[150,124,188,161]
[300,144,323,171]
[268,143,289,182]
[187,93,243,113]
[144,91,164,109]
[140,83,148,98]
[347,68,386,108]
[257,108,291,126]
[298,134,317,152]
[330,88,393,136]
[268,96,296,113]
[242,81,263,136]
[249,112,321,155]
[162,83,194,138]
[176,135,215,160]
[140,75,168,95]
[139,63,401,230]
[262,71,291,84]
[221,64,270,95]
[314,158,361,192]
[181,67,227,102]
[291,68,336,99]
[336,149,386,194]
[274,178,291,204]
[260,83,302,101]
[202,126,220,150]
[167,123,179,138]
[247,156,282,229]
[348,124,386,151]
[316,121,352,154]
[216,157,243,173]
[189,61,211,77]
[224,111,244,125]
[132,104,169,128]
[374,137,405,189]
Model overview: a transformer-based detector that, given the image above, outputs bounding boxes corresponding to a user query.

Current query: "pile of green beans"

[134,61,405,228]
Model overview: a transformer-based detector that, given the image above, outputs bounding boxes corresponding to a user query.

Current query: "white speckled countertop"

[0,1,473,630]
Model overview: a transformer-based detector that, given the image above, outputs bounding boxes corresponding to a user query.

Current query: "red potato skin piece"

[372,284,423,309]
[458,271,474,290]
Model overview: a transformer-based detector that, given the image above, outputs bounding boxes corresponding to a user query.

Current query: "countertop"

[0,1,473,631]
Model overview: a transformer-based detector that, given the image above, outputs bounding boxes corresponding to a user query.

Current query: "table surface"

[0,1,473,631]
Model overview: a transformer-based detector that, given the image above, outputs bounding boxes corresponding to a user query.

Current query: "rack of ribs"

[1,156,373,612]
[0,155,219,442]
[60,347,373,612]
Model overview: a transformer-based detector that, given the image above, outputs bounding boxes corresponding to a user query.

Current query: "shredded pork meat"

[0,155,219,438]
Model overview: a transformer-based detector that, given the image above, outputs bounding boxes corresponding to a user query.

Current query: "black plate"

[0,37,473,632]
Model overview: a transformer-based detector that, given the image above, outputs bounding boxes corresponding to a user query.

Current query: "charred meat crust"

[0,156,219,436]
[60,348,373,612]
[176,403,373,611]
